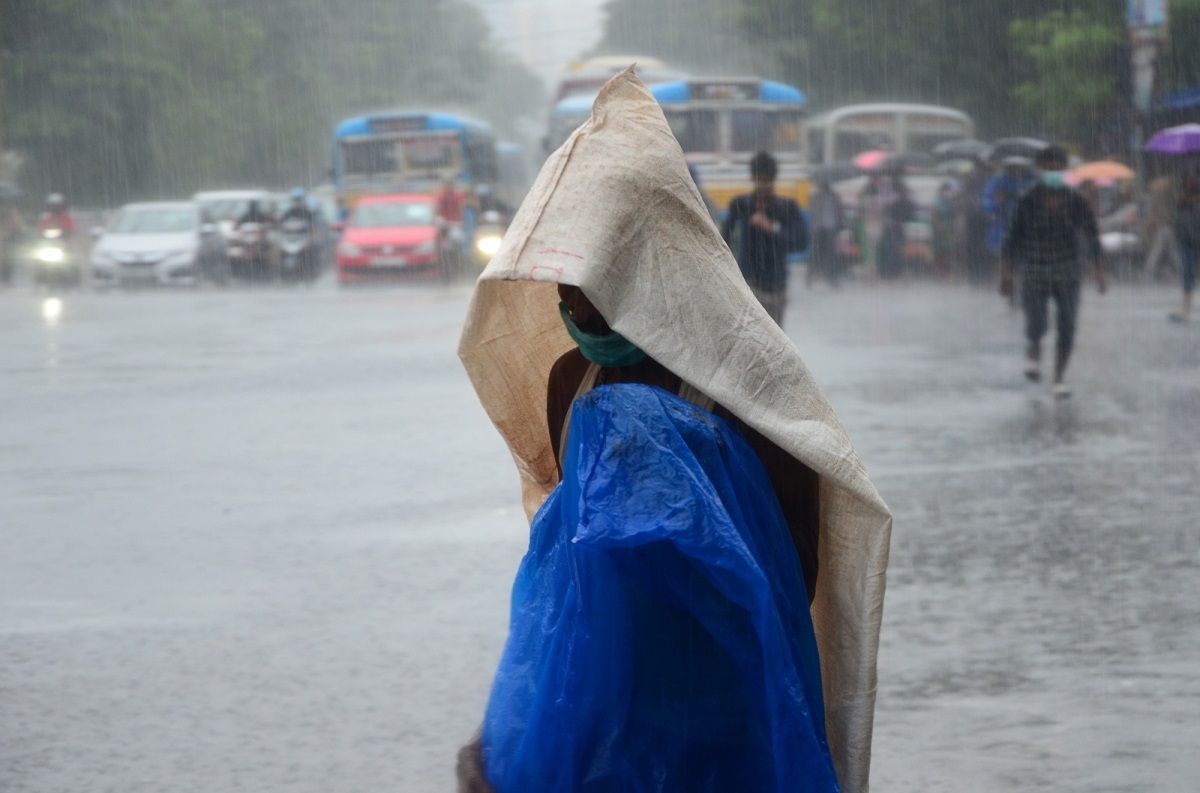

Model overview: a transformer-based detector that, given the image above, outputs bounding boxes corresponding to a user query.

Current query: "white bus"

[806,103,975,165]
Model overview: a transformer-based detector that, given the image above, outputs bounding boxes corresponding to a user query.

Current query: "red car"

[336,194,447,284]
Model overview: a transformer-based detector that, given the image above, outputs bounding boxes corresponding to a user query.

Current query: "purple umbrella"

[1145,124,1200,155]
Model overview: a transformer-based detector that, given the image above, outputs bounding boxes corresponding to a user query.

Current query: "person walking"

[983,157,1035,276]
[1171,168,1200,323]
[807,177,846,286]
[457,69,891,793]
[1143,173,1182,279]
[721,151,808,325]
[878,175,914,279]
[1000,145,1107,398]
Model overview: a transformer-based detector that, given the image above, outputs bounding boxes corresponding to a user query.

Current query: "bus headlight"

[475,234,503,257]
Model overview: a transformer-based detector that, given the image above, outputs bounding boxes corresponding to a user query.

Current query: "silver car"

[91,202,228,287]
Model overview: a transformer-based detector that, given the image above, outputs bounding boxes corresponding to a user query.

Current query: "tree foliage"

[1010,10,1124,143]
[0,0,544,204]
[595,0,1164,150]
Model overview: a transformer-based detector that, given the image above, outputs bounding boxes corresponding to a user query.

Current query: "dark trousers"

[1022,277,1081,360]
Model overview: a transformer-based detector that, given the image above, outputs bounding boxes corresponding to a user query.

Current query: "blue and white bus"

[652,78,809,210]
[331,111,499,207]
[545,77,810,211]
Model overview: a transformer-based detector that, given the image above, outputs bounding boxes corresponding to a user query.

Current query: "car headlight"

[414,239,438,255]
[475,235,503,257]
[35,246,65,264]
[337,242,362,257]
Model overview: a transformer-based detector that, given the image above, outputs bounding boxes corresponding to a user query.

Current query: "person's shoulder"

[548,347,588,390]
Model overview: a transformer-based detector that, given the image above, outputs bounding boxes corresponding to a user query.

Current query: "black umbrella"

[987,137,1050,164]
[933,139,990,161]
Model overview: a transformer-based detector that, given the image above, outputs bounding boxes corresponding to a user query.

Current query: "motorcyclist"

[280,188,315,226]
[38,193,78,238]
[235,199,274,228]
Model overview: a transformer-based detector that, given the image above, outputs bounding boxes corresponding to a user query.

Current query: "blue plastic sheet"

[481,384,840,793]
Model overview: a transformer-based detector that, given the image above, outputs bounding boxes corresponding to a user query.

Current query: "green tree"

[0,0,543,204]
[1010,9,1124,145]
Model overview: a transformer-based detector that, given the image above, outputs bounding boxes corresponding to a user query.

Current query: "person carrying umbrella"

[1171,167,1200,323]
[1000,145,1107,398]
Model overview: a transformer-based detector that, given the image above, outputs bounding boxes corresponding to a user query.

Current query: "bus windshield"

[663,109,719,154]
[340,135,460,180]
[730,109,805,153]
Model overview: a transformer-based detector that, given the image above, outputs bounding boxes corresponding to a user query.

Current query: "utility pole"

[1129,1,1169,210]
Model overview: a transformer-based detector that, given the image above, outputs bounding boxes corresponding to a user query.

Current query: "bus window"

[906,132,967,156]
[663,109,719,154]
[807,128,826,165]
[404,136,459,172]
[342,139,401,177]
[835,131,893,162]
[731,110,805,153]
[467,137,499,182]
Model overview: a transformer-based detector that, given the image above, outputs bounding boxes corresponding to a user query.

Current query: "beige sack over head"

[458,67,891,793]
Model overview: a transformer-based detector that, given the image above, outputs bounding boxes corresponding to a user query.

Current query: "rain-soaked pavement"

[2,275,1198,792]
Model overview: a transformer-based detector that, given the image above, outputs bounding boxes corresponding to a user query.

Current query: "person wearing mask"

[456,70,890,793]
[1171,168,1200,323]
[1144,172,1182,279]
[720,151,808,326]
[38,193,78,237]
[807,177,846,286]
[1001,145,1107,397]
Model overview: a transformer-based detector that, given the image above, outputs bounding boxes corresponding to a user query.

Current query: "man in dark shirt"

[721,151,808,326]
[1001,145,1107,398]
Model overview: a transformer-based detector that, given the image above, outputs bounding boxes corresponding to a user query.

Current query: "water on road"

[2,277,1197,792]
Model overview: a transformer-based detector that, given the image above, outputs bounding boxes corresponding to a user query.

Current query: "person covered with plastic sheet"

[456,68,892,793]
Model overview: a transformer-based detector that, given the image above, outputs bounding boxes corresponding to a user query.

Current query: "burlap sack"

[458,68,892,793]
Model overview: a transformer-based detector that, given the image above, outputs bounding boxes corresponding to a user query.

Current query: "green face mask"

[559,302,647,368]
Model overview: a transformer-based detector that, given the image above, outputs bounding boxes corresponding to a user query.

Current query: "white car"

[91,202,228,287]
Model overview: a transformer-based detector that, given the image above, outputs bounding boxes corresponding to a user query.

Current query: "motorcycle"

[228,222,273,279]
[278,217,319,283]
[471,210,507,270]
[31,228,81,288]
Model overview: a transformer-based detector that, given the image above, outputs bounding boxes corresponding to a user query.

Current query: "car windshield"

[110,207,195,234]
[351,201,434,228]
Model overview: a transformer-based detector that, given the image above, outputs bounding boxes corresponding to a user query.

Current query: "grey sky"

[467,0,609,87]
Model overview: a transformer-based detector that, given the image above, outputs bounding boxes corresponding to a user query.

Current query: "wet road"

[2,277,1198,792]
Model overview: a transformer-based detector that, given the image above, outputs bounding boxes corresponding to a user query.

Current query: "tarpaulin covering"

[482,384,840,792]
[458,67,891,791]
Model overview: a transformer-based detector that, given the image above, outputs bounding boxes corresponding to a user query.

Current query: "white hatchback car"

[91,202,228,287]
